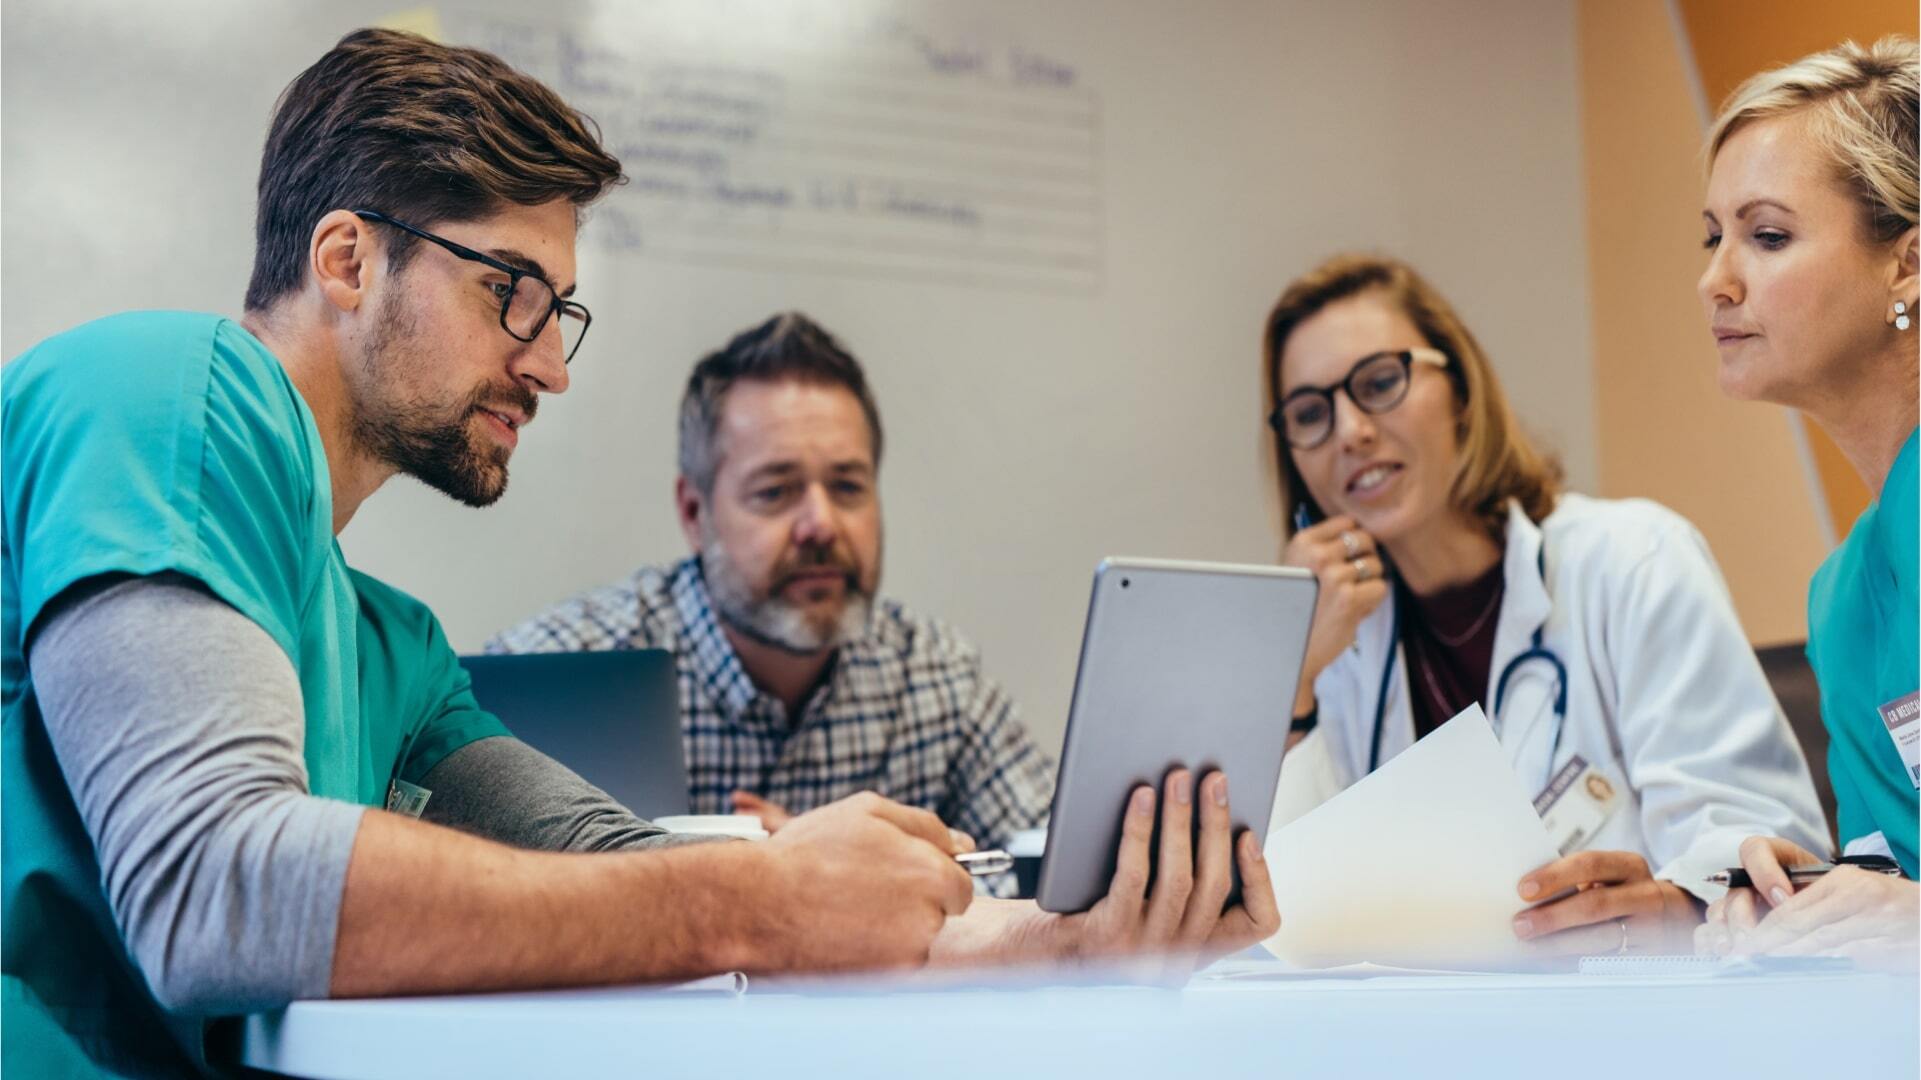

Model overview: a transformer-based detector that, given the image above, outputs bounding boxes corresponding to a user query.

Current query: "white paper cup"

[653,814,770,841]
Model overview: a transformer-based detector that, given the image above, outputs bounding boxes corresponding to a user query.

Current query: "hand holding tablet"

[1056,767,1280,974]
[1038,558,1317,914]
[954,765,1280,979]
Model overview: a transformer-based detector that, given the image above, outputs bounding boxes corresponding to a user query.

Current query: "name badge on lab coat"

[1878,691,1921,789]
[1531,755,1620,855]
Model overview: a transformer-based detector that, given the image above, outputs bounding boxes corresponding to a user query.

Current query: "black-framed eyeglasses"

[353,209,591,364]
[1268,347,1449,450]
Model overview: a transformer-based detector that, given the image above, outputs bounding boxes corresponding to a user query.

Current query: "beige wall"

[1578,0,1831,646]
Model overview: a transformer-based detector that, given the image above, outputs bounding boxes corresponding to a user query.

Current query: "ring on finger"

[1339,530,1362,560]
[1351,557,1372,583]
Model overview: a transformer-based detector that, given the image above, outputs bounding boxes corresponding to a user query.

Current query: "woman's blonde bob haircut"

[1707,36,1918,245]
[1263,255,1561,541]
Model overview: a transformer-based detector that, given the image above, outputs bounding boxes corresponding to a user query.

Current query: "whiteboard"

[473,6,1106,292]
[2,0,1591,754]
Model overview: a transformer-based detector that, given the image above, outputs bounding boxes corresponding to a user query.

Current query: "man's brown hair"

[244,28,625,311]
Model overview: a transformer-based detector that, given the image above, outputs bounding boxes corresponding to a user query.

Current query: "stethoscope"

[1365,546,1569,777]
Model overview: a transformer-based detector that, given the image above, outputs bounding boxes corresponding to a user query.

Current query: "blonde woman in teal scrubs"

[1695,37,1919,969]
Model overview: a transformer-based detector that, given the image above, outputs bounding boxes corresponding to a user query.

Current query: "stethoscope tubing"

[1366,546,1568,775]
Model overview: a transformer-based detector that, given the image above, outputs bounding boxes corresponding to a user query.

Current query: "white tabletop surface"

[237,961,1918,1079]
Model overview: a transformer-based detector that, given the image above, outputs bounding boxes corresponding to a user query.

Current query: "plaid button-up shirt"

[484,558,1056,859]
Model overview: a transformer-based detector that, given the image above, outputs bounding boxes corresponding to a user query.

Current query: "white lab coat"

[1273,495,1830,899]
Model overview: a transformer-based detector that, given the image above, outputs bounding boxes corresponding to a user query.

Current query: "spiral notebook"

[1577,955,1853,976]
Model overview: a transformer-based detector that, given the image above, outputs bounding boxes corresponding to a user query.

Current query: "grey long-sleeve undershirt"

[31,574,701,1018]
[418,735,718,853]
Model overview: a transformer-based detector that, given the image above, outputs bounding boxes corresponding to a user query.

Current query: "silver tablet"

[1036,557,1317,914]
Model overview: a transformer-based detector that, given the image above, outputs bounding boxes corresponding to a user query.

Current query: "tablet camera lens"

[1121,578,1130,589]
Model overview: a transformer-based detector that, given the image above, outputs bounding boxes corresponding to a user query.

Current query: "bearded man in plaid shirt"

[488,313,1055,884]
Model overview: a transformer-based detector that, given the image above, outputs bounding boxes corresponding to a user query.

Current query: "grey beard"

[700,537,873,655]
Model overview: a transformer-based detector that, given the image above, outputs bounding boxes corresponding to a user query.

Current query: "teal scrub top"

[2,312,508,1077]
[1806,427,1920,877]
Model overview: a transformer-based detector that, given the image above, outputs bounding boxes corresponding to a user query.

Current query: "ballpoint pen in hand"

[1705,853,1903,890]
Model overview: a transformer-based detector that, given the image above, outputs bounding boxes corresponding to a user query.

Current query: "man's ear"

[675,475,706,554]
[309,209,377,314]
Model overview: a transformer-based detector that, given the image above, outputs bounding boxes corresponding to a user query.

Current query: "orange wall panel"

[1679,0,1917,106]
[1579,0,1831,645]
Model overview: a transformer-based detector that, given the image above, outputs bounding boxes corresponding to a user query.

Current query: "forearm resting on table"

[331,811,778,997]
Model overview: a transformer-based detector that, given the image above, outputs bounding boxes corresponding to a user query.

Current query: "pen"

[956,850,1014,876]
[1705,853,1903,889]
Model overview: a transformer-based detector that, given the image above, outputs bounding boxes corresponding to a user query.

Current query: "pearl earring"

[1898,301,1911,332]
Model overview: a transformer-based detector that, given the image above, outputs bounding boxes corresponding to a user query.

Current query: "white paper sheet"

[1261,705,1560,969]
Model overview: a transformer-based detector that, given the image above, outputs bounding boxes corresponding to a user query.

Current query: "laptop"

[458,650,690,820]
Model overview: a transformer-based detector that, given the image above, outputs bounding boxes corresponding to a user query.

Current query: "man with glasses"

[353,209,594,364]
[3,29,1276,1077]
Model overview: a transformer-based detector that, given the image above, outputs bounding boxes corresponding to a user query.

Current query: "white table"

[238,964,1917,1079]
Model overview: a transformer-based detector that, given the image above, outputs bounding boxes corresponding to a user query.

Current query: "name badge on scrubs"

[1531,754,1621,855]
[385,779,433,818]
[1877,691,1921,789]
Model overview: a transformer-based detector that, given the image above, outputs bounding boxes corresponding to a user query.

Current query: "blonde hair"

[1262,254,1562,541]
[1708,36,1918,245]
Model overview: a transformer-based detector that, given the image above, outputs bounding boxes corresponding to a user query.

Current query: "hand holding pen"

[1697,837,1918,972]
[1704,852,1902,891]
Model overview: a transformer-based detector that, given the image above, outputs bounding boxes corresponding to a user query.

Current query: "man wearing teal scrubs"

[3,28,1278,1077]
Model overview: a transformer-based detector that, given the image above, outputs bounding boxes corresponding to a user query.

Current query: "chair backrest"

[459,650,690,820]
[1755,641,1838,851]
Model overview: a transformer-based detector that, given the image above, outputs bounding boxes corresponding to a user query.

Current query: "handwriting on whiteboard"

[459,12,1103,293]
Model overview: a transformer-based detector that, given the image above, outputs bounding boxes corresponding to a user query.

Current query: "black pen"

[1705,853,1903,889]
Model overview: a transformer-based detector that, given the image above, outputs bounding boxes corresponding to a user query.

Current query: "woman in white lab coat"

[1262,253,1830,957]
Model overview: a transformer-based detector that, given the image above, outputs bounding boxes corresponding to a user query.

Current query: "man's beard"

[701,535,875,655]
[349,293,537,508]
